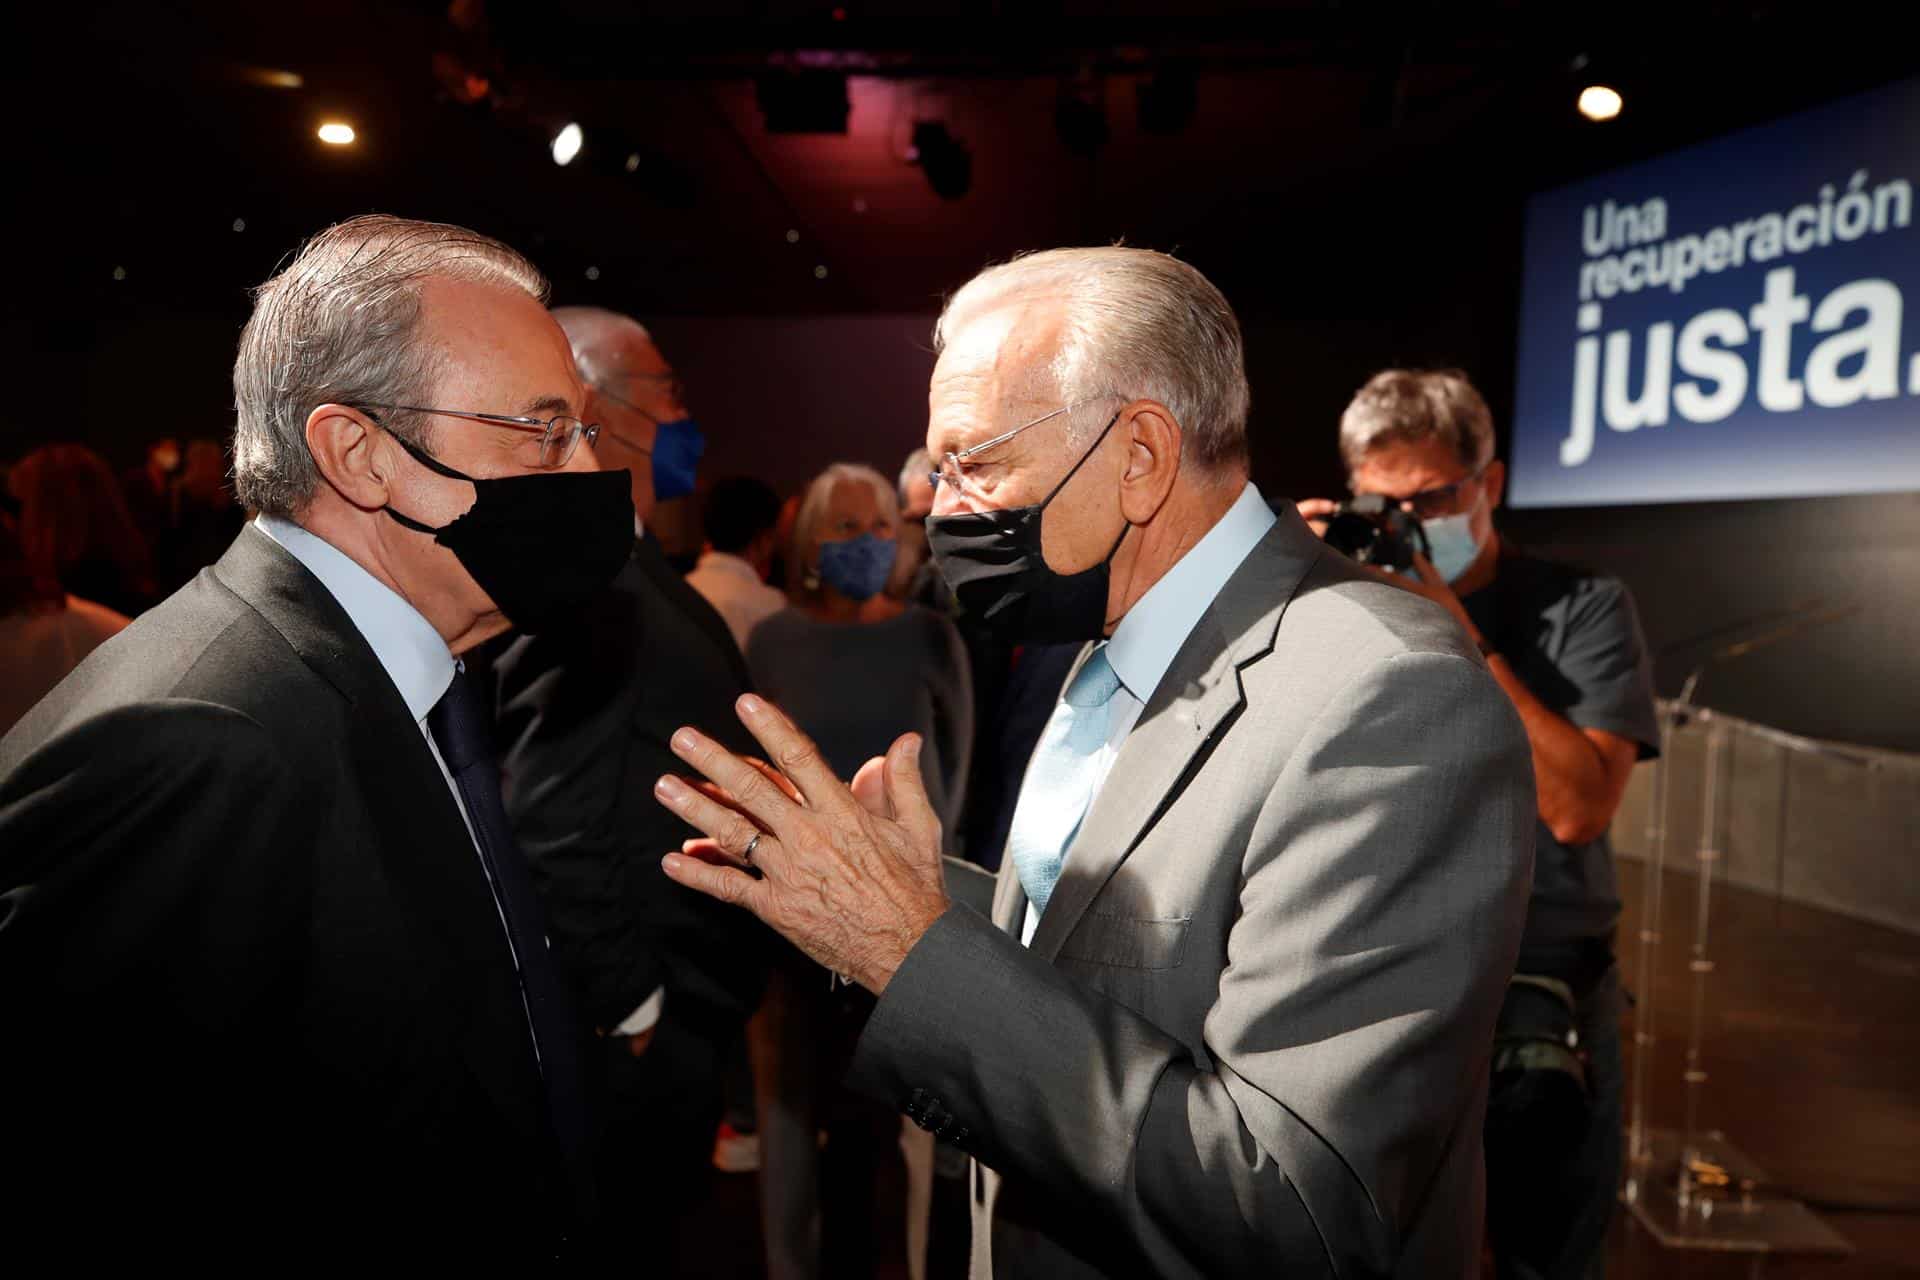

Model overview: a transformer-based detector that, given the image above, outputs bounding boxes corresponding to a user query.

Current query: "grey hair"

[231,214,549,518]
[789,462,899,595]
[932,246,1251,474]
[1338,368,1496,477]
[550,306,655,387]
[898,447,932,500]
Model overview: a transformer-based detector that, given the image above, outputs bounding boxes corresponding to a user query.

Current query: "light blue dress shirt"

[255,515,664,1035]
[1020,481,1278,944]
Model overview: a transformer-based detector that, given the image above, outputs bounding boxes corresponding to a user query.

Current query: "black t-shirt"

[1463,544,1660,950]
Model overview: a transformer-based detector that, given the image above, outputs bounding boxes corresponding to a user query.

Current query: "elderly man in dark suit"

[0,215,634,1264]
[654,247,1536,1278]
[483,306,769,1265]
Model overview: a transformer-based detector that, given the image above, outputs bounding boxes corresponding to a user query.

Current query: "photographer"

[1302,368,1658,1280]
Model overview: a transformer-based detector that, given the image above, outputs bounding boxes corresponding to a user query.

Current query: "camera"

[1319,495,1430,570]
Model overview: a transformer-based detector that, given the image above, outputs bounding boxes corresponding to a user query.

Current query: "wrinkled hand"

[654,694,949,994]
[1296,497,1338,538]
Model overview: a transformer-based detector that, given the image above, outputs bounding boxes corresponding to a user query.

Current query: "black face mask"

[924,410,1128,643]
[383,434,635,634]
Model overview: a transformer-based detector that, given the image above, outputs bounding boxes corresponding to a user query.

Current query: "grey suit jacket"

[848,509,1535,1278]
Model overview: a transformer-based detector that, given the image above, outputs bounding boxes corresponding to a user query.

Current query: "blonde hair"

[788,463,898,595]
[232,214,548,516]
[934,246,1250,473]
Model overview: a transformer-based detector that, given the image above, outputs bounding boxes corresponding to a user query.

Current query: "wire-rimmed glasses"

[351,403,601,469]
[927,399,1110,494]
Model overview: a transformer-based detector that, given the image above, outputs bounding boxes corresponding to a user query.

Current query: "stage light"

[232,218,246,233]
[625,153,640,172]
[814,265,828,279]
[1578,85,1623,122]
[585,265,601,281]
[552,122,584,166]
[317,122,356,146]
[910,121,971,200]
[112,266,126,281]
[785,229,800,244]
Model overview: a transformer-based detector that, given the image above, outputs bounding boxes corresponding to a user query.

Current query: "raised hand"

[654,694,949,993]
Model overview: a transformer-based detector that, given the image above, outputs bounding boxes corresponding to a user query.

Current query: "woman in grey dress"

[744,461,972,1280]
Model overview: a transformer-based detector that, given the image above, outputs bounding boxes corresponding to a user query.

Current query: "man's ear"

[1483,458,1507,511]
[1117,400,1182,525]
[305,405,395,513]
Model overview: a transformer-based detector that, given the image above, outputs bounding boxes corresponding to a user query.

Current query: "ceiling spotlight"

[585,265,601,281]
[317,121,356,146]
[625,153,640,173]
[1578,85,1623,122]
[232,218,247,233]
[910,121,971,200]
[551,122,584,166]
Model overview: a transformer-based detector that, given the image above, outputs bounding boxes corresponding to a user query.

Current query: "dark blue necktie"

[427,666,587,1165]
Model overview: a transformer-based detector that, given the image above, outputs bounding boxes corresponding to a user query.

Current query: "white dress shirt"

[685,549,787,652]
[1021,482,1278,944]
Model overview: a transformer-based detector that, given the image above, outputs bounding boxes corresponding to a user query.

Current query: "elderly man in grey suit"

[653,247,1536,1277]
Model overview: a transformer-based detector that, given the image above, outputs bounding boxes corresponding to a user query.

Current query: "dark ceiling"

[17,0,1919,331]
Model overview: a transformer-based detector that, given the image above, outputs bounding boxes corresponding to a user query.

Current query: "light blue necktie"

[1006,644,1125,918]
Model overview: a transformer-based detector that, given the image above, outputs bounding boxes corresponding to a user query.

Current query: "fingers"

[729,695,851,812]
[1410,552,1447,590]
[882,734,942,854]
[679,836,750,869]
[656,773,775,865]
[850,755,891,817]
[1295,498,1339,517]
[744,757,805,805]
[662,850,770,917]
[668,721,805,834]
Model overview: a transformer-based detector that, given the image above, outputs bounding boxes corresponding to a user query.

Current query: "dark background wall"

[10,2,1919,751]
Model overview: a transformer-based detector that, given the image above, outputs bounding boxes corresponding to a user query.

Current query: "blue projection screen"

[1510,78,1920,508]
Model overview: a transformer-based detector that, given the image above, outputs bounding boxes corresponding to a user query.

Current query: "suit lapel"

[214,526,548,1138]
[634,533,752,686]
[1027,512,1327,962]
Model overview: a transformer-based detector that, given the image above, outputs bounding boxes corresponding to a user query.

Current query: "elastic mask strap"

[1027,409,1124,523]
[389,429,476,483]
[381,425,473,535]
[382,506,440,535]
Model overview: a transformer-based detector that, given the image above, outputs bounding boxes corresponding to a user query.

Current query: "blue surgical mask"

[650,417,705,501]
[1421,495,1486,583]
[816,532,898,602]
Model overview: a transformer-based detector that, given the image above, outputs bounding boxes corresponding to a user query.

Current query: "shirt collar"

[254,514,457,724]
[1105,481,1277,704]
[697,550,764,583]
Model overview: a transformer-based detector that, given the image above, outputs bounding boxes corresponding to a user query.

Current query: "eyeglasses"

[927,399,1110,494]
[1361,468,1485,521]
[351,403,600,469]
